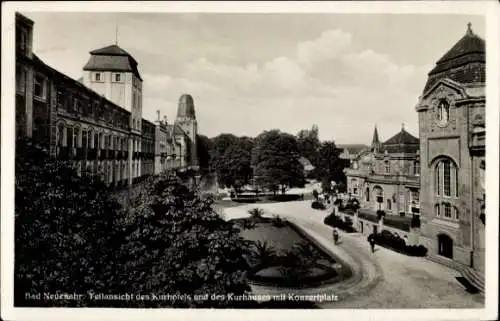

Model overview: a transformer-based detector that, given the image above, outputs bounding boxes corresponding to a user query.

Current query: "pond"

[231,217,352,288]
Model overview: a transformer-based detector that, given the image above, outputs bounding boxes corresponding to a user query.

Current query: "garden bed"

[231,217,352,288]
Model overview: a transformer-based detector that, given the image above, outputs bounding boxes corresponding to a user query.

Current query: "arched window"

[435,204,440,217]
[366,187,370,202]
[437,100,450,125]
[73,127,80,148]
[414,161,420,176]
[57,123,65,146]
[434,158,458,197]
[386,199,392,210]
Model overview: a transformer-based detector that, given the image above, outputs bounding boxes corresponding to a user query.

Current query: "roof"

[176,94,196,119]
[423,24,485,92]
[381,128,419,154]
[83,44,142,81]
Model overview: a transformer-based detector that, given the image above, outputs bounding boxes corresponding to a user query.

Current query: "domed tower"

[416,23,485,282]
[175,94,198,167]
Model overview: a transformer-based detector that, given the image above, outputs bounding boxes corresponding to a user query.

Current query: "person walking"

[333,228,339,245]
[368,234,376,253]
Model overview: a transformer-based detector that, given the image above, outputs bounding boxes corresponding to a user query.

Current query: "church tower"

[175,94,198,168]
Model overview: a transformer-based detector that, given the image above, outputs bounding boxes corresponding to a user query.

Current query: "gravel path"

[222,201,484,308]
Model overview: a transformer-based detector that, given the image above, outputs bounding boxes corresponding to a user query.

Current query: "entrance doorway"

[437,234,453,259]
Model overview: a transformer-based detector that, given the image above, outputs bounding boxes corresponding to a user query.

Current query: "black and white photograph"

[2,1,499,321]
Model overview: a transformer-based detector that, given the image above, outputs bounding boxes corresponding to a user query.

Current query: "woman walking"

[333,228,340,245]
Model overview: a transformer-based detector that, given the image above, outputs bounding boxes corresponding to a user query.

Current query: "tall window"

[351,179,358,195]
[435,204,440,217]
[386,199,392,210]
[16,27,27,55]
[384,161,390,174]
[365,187,370,201]
[443,203,452,218]
[437,100,450,125]
[414,161,420,176]
[435,158,458,197]
[73,127,80,148]
[453,207,459,220]
[34,74,47,100]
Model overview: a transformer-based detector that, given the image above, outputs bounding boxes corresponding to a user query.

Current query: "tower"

[415,23,485,280]
[371,124,381,153]
[175,94,198,168]
[82,44,143,133]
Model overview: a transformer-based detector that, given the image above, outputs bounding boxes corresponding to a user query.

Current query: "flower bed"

[368,231,428,257]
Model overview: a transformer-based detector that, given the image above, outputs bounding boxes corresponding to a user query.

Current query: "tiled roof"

[423,24,485,93]
[83,44,142,81]
[381,129,419,154]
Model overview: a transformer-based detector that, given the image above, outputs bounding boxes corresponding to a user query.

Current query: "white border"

[2,1,499,321]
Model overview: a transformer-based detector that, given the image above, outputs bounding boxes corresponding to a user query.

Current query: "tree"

[120,173,253,308]
[196,134,214,173]
[15,138,124,307]
[316,141,346,190]
[216,137,254,189]
[252,130,305,195]
[296,125,321,174]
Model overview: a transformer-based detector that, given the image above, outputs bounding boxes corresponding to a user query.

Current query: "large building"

[15,13,199,185]
[344,125,421,218]
[416,23,485,282]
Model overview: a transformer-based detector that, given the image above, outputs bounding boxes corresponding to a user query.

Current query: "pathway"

[222,200,484,308]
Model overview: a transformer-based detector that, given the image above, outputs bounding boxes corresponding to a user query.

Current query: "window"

[67,127,73,148]
[113,73,121,82]
[94,72,102,82]
[454,207,459,220]
[410,189,419,203]
[16,65,26,93]
[437,100,450,125]
[365,187,370,201]
[73,127,80,148]
[351,179,358,195]
[57,124,64,146]
[34,74,47,100]
[386,199,392,210]
[435,158,458,197]
[16,27,27,55]
[443,203,452,218]
[384,161,390,174]
[414,161,420,176]
[435,204,440,217]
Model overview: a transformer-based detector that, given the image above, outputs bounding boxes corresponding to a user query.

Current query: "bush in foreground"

[311,201,326,210]
[368,232,428,257]
[323,213,357,233]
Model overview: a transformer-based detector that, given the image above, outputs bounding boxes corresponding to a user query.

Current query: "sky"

[23,12,485,144]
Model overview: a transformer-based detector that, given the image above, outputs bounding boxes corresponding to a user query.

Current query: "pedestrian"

[333,228,339,245]
[368,234,376,253]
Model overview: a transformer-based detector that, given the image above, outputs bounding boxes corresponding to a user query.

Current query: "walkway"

[222,200,484,308]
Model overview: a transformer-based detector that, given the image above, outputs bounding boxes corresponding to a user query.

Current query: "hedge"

[267,194,302,202]
[324,213,357,233]
[368,231,428,256]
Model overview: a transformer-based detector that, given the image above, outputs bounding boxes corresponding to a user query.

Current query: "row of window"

[93,72,124,83]
[435,203,460,221]
[351,159,420,176]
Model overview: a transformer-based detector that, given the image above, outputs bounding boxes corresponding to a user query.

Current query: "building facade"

[416,23,485,279]
[15,13,199,186]
[345,125,421,217]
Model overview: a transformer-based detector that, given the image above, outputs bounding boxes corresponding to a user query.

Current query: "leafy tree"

[120,173,253,308]
[15,138,124,307]
[210,134,239,172]
[296,125,321,172]
[196,134,214,173]
[316,141,346,189]
[252,130,305,195]
[217,137,254,189]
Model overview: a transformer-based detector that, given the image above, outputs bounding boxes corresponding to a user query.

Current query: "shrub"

[311,201,326,210]
[268,194,301,202]
[271,215,286,228]
[370,230,428,257]
[324,213,357,233]
[410,215,421,228]
[376,210,386,221]
[248,208,264,220]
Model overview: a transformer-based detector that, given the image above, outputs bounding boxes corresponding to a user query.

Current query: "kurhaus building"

[15,13,199,186]
[416,23,485,283]
[344,124,421,218]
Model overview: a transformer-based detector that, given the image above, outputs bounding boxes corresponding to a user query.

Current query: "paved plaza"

[223,201,484,308]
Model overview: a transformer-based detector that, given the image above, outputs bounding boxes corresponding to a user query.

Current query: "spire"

[466,22,473,36]
[401,122,405,131]
[372,124,380,148]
